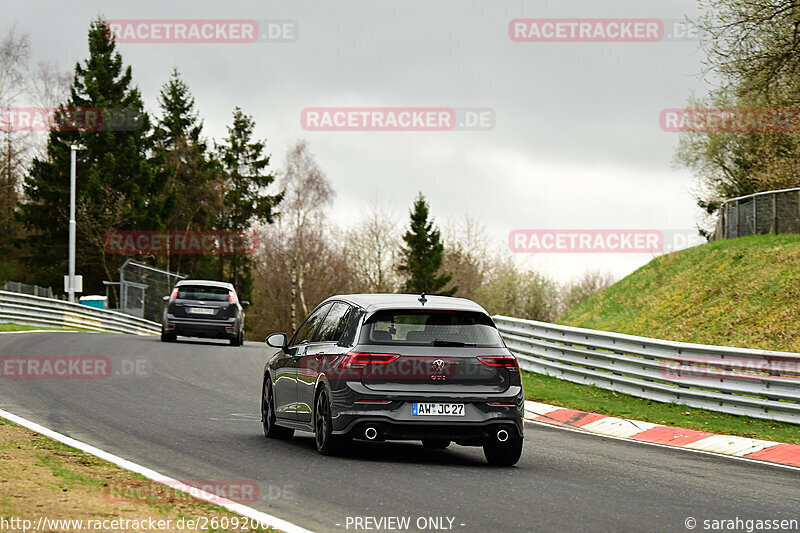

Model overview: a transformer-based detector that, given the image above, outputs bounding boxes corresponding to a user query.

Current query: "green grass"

[0,322,75,332]
[559,234,800,352]
[1,417,275,532]
[521,370,800,445]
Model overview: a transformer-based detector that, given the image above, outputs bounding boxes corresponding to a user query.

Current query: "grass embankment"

[559,233,800,352]
[522,234,800,444]
[0,418,273,533]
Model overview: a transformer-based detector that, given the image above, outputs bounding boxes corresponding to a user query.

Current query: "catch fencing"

[714,187,800,239]
[494,315,800,424]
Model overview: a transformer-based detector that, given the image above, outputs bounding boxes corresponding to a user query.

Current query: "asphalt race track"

[0,332,797,532]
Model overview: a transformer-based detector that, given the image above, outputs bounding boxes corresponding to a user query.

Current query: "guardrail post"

[772,192,778,233]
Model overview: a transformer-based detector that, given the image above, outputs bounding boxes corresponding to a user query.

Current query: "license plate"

[411,403,464,416]
[188,307,215,315]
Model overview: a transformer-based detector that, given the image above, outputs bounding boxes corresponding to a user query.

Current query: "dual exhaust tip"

[364,426,509,442]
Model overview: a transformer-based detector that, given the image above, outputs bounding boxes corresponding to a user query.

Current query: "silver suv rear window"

[177,285,230,301]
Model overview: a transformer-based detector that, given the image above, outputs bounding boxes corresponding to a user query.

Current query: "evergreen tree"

[20,17,159,291]
[151,68,223,277]
[215,107,282,300]
[398,193,456,296]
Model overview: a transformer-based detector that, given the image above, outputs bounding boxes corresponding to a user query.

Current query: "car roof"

[176,279,235,290]
[321,293,489,315]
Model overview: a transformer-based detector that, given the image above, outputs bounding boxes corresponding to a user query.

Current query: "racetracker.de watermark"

[1,356,109,379]
[661,356,800,382]
[508,230,706,254]
[106,19,297,43]
[0,356,147,379]
[509,18,703,42]
[104,480,278,505]
[104,230,258,255]
[300,107,495,131]
[301,355,459,381]
[0,107,143,131]
[660,108,800,132]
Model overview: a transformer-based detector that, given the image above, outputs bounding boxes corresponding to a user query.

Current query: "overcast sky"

[6,0,711,283]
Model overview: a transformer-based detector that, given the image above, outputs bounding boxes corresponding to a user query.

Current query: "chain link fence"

[714,187,800,239]
[108,259,187,322]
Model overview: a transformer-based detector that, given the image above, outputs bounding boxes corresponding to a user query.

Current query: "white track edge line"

[0,408,316,533]
[524,418,800,473]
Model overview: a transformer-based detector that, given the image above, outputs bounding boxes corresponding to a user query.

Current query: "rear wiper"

[432,339,476,347]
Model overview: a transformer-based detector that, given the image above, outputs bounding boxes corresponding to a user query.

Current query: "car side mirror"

[162,295,170,301]
[241,300,250,307]
[266,332,287,349]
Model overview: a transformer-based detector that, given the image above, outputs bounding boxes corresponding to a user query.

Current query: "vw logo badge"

[431,359,447,374]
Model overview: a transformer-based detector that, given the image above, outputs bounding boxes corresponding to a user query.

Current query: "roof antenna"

[418,292,427,305]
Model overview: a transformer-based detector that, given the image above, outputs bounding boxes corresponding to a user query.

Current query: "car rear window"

[363,310,503,347]
[177,285,231,301]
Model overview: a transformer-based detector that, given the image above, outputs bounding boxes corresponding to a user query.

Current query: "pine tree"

[20,17,159,291]
[151,68,222,277]
[215,107,282,300]
[398,193,456,296]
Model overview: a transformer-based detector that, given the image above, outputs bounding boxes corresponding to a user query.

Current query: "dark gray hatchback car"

[261,293,524,466]
[161,280,247,346]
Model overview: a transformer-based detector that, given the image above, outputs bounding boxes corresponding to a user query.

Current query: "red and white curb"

[524,400,800,469]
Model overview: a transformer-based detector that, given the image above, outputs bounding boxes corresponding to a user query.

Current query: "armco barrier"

[0,290,160,336]
[494,315,800,424]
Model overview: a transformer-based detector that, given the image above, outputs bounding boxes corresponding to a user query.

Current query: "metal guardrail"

[0,290,160,336]
[494,315,800,424]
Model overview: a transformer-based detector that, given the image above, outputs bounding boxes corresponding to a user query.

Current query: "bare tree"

[0,25,31,195]
[279,140,336,330]
[0,25,32,280]
[29,61,71,109]
[441,214,492,299]
[0,25,30,105]
[25,60,71,161]
[473,254,560,322]
[250,223,356,335]
[345,195,401,293]
[0,26,70,209]
[559,270,615,317]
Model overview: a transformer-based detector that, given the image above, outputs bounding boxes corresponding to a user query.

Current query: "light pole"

[68,145,79,303]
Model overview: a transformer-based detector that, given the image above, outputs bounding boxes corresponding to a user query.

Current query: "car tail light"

[477,356,519,372]
[170,288,178,300]
[339,352,400,369]
[228,291,235,303]
[488,402,518,406]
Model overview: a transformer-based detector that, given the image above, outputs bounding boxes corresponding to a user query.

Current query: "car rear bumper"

[164,316,238,339]
[330,385,524,442]
[336,417,523,443]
